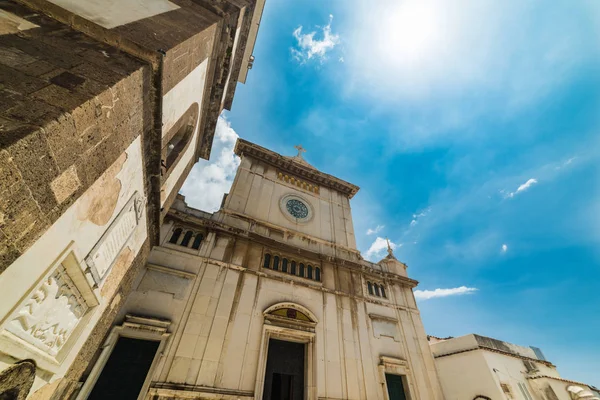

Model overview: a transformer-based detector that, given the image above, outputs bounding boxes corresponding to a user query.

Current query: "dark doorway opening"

[386,373,408,400]
[262,339,305,400]
[88,337,159,400]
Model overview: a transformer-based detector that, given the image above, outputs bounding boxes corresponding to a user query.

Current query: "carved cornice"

[234,139,360,198]
[166,209,419,287]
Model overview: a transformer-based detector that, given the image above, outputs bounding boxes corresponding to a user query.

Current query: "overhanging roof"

[234,139,360,198]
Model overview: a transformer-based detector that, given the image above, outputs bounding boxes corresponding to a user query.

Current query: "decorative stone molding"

[255,302,318,400]
[76,314,171,400]
[85,191,144,286]
[2,247,98,364]
[378,356,416,400]
[6,265,89,357]
[234,138,359,198]
[279,193,314,224]
[277,171,320,194]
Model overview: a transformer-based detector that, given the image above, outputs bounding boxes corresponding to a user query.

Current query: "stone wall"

[105,207,443,400]
[0,0,263,398]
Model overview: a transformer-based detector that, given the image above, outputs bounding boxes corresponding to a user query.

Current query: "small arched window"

[282,258,288,273]
[181,230,193,247]
[169,228,182,244]
[264,254,271,269]
[374,284,381,297]
[315,267,321,281]
[380,285,386,298]
[192,233,204,250]
[368,281,373,295]
[291,261,297,275]
[307,265,313,279]
[161,103,199,182]
[273,256,280,271]
[299,263,305,277]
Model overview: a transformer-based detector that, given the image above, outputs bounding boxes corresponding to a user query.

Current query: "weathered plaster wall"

[160,58,209,207]
[0,136,148,395]
[223,156,357,249]
[433,350,500,400]
[114,214,442,400]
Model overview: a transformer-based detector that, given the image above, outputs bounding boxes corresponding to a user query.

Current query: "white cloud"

[414,286,478,301]
[555,156,576,170]
[366,225,385,235]
[505,178,538,198]
[291,14,340,63]
[180,115,240,212]
[364,237,399,261]
[502,244,508,252]
[409,207,430,228]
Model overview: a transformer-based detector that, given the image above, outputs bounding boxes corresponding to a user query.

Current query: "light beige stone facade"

[95,140,444,400]
[429,334,600,400]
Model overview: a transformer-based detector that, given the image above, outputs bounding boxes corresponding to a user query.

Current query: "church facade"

[95,139,444,400]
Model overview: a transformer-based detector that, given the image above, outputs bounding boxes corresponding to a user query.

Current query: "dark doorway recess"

[262,339,305,400]
[88,337,159,400]
[386,373,408,400]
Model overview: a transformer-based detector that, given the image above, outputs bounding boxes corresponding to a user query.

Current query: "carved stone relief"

[6,265,89,357]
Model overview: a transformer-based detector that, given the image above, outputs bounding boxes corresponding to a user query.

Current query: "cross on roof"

[294,144,306,157]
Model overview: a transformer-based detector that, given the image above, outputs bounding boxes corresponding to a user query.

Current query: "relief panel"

[5,262,94,357]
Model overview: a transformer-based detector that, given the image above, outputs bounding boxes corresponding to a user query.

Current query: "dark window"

[273,256,280,271]
[290,261,297,275]
[181,231,193,247]
[385,373,408,400]
[315,267,321,281]
[282,258,288,273]
[161,103,198,182]
[191,233,204,250]
[368,282,373,295]
[169,228,182,244]
[374,284,381,297]
[380,285,386,298]
[88,337,159,400]
[299,263,305,277]
[264,254,271,269]
[307,265,313,279]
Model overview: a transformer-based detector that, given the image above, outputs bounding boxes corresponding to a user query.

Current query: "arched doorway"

[255,303,318,400]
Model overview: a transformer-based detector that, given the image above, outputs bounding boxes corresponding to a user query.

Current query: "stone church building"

[0,0,444,398]
[98,139,444,400]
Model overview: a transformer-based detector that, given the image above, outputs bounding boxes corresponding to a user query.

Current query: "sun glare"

[378,1,441,68]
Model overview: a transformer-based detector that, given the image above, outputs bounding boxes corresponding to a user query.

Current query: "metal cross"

[294,144,306,157]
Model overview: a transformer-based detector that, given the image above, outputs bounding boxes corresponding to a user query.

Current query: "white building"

[429,334,600,400]
[77,139,445,399]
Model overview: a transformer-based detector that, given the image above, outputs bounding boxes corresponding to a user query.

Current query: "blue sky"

[182,0,600,386]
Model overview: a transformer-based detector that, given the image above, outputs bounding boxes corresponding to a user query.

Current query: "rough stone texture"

[0,359,36,400]
[0,2,153,273]
[0,0,263,398]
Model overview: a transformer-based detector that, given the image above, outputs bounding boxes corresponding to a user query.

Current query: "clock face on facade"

[286,199,309,219]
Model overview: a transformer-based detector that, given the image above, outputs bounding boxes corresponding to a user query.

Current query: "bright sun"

[377,1,441,68]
